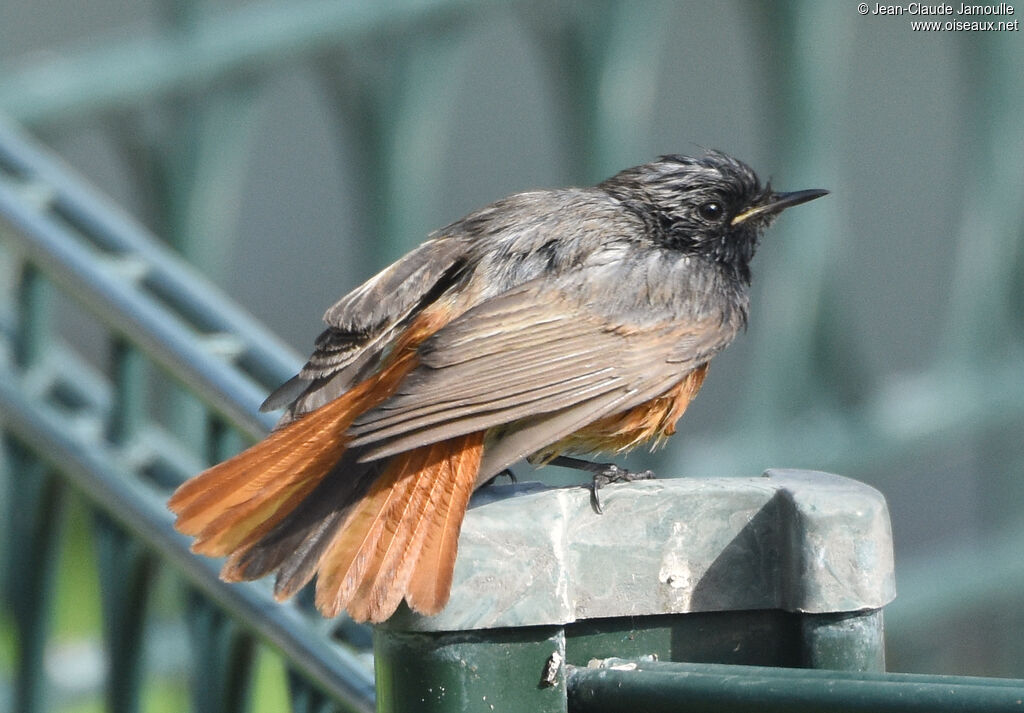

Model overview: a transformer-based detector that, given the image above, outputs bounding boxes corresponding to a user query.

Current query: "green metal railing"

[0,117,374,712]
[567,659,1024,713]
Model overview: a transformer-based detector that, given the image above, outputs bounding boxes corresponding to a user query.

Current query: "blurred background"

[1,0,1022,710]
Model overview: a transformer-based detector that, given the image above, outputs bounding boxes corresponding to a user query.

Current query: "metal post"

[374,626,567,713]
[374,470,896,711]
[801,611,886,672]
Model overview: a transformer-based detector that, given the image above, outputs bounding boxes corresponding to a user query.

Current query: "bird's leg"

[547,455,654,514]
[481,468,518,488]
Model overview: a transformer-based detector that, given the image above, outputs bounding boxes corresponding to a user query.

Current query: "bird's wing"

[262,237,469,420]
[347,280,737,465]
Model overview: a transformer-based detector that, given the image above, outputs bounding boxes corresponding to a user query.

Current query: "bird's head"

[600,151,828,281]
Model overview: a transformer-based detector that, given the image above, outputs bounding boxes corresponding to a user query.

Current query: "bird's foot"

[588,464,654,514]
[546,455,654,514]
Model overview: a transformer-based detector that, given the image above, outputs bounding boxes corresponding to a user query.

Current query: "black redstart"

[170,151,828,622]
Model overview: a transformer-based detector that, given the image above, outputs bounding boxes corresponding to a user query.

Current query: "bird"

[168,150,827,623]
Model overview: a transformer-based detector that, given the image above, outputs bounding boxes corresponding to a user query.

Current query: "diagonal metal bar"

[0,116,297,440]
[0,362,375,713]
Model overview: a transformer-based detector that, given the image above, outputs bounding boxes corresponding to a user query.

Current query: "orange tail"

[168,393,357,557]
[168,305,483,622]
[313,432,484,622]
[167,348,413,558]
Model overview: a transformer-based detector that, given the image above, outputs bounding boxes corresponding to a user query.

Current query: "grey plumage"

[178,150,827,622]
[266,151,783,431]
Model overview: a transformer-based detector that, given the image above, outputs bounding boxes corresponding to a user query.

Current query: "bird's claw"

[589,465,654,514]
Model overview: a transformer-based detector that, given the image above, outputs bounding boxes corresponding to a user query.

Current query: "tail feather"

[404,437,479,614]
[313,458,419,617]
[169,393,358,557]
[361,441,453,617]
[167,304,482,622]
[214,449,379,592]
[193,476,321,557]
[345,444,442,621]
[168,311,431,558]
[270,510,347,600]
[169,393,353,538]
[315,433,484,622]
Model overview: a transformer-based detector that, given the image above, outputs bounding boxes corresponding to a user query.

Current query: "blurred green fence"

[1,0,1023,710]
[0,116,374,712]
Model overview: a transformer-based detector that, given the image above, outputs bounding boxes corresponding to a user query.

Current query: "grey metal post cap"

[384,469,896,632]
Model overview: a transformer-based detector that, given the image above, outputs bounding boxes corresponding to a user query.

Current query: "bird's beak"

[731,188,829,226]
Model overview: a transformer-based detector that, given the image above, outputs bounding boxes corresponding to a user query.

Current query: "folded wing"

[347,282,737,475]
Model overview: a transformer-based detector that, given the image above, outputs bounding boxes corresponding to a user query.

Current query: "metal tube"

[567,659,1024,713]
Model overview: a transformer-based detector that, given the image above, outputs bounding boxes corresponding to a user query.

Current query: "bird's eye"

[698,201,724,221]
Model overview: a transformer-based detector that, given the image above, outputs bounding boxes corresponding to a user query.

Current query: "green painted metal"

[183,591,256,713]
[374,626,568,713]
[4,257,65,713]
[12,262,49,368]
[0,260,376,713]
[943,33,1024,365]
[287,667,346,713]
[375,472,890,711]
[565,611,805,668]
[566,610,886,672]
[0,117,291,439]
[584,0,680,176]
[567,659,1024,713]
[2,439,67,713]
[94,513,156,713]
[0,117,375,712]
[385,473,894,635]
[374,610,890,712]
[107,338,147,445]
[379,27,478,265]
[743,0,851,428]
[521,0,680,182]
[800,612,886,672]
